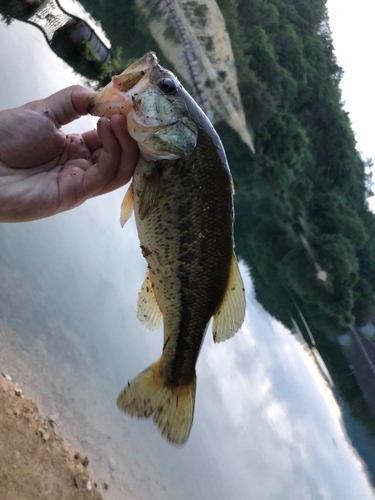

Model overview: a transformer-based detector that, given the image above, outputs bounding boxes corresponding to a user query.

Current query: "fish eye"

[159,79,177,94]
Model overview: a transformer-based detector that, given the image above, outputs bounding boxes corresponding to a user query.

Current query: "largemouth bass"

[90,53,245,445]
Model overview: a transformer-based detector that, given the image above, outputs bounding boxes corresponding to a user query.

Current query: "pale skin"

[0,85,138,222]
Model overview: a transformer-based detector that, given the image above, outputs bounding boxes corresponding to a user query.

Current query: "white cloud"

[1,15,375,500]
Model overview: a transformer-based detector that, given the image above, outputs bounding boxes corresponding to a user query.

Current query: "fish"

[90,53,245,445]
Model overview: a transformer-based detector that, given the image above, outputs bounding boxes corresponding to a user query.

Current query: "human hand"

[0,85,138,222]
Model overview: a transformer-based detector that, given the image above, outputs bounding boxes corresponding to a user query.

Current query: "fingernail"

[98,117,110,129]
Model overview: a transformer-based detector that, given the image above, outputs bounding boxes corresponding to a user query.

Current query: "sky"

[1,2,375,499]
[326,0,375,206]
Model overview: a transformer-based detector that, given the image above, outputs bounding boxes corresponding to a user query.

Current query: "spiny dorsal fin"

[120,182,134,227]
[212,253,246,343]
[137,270,163,331]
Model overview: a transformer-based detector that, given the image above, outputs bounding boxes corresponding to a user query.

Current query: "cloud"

[1,18,374,499]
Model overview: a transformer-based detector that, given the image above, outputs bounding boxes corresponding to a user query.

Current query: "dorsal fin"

[212,253,246,343]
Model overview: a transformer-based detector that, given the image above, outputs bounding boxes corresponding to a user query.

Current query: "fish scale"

[134,128,233,387]
[90,52,245,445]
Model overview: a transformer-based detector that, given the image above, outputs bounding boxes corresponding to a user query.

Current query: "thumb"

[42,85,97,127]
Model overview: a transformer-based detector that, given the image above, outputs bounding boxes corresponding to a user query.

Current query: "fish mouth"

[89,52,159,118]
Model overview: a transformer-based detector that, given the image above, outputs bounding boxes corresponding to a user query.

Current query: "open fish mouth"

[89,52,159,118]
[88,52,245,445]
[90,52,196,162]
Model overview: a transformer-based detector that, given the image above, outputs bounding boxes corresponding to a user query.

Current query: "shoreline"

[0,375,106,500]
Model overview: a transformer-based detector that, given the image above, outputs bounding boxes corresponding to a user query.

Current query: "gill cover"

[90,52,198,161]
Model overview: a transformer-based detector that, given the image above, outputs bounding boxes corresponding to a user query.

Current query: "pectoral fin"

[212,254,246,343]
[120,182,134,227]
[139,166,162,220]
[137,270,163,331]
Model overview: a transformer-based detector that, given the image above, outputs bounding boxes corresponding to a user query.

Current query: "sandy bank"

[0,375,106,500]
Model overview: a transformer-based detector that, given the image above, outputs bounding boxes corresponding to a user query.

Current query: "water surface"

[0,14,374,500]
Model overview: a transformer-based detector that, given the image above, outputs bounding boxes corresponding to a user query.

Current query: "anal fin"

[137,270,163,331]
[120,182,134,227]
[212,253,246,343]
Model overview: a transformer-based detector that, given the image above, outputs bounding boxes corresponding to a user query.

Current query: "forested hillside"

[80,0,375,334]
[211,2,375,426]
[79,0,375,424]
[216,0,375,335]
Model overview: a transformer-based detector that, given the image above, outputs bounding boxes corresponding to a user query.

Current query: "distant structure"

[161,0,213,120]
[0,0,112,80]
[136,0,255,152]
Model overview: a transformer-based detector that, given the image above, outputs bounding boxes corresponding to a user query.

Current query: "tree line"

[79,0,375,436]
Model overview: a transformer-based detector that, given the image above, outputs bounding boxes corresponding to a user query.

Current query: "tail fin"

[117,361,196,445]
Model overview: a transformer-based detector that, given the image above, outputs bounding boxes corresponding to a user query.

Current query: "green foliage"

[81,39,100,61]
[75,0,375,445]
[0,0,42,24]
[308,193,367,247]
[214,2,375,443]
[213,0,375,333]
[78,0,168,69]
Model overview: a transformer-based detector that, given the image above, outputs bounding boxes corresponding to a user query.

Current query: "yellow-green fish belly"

[133,130,234,387]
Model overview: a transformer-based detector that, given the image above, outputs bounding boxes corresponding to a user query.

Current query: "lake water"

[0,9,375,500]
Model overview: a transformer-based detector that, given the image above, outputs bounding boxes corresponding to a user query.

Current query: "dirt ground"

[0,375,106,500]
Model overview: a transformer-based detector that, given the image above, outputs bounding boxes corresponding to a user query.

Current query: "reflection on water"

[1,15,375,500]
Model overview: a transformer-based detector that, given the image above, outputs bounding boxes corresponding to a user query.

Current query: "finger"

[62,134,93,164]
[96,116,122,176]
[42,85,97,127]
[71,86,98,116]
[81,129,102,154]
[95,114,138,194]
[111,114,133,151]
[61,158,93,171]
[57,117,121,210]
[112,114,138,184]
